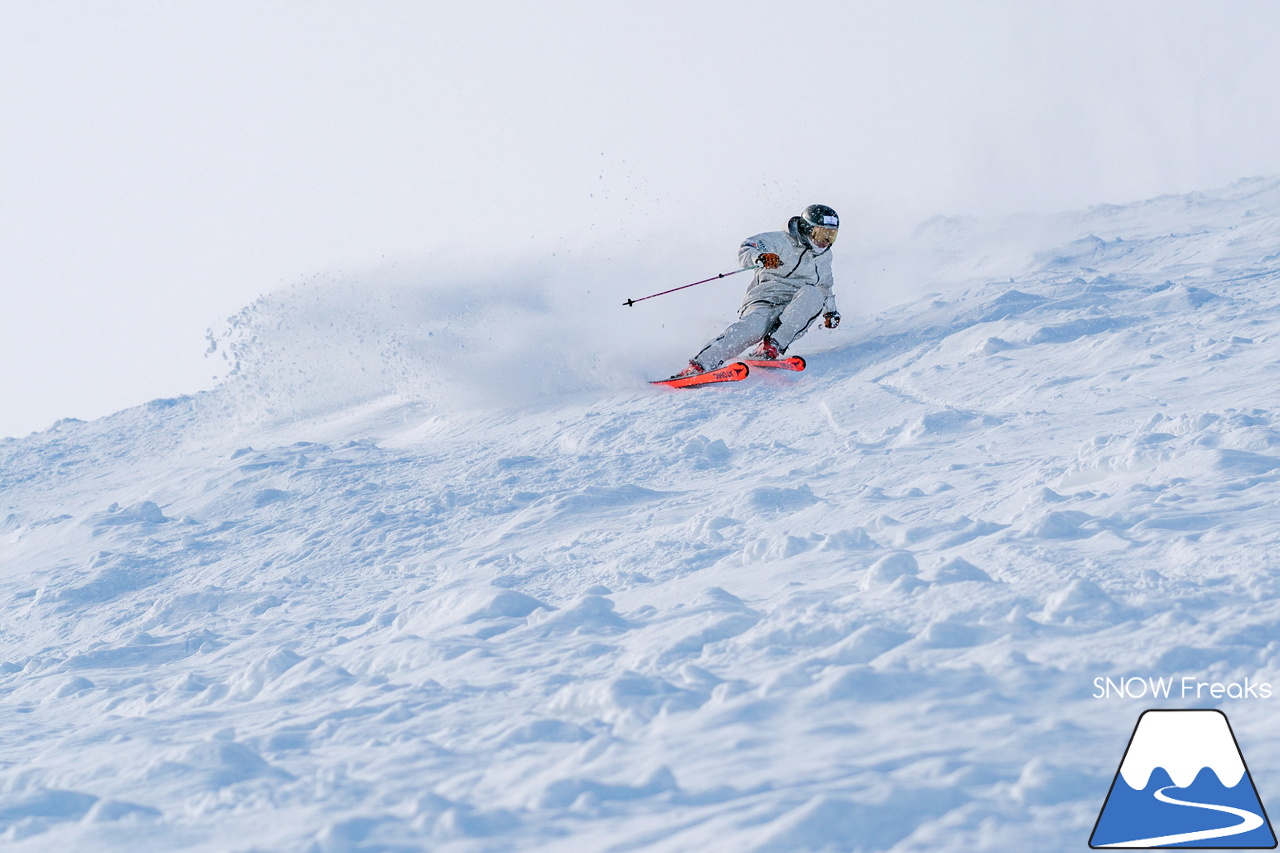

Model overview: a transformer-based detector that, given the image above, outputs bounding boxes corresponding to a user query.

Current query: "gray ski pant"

[694,284,826,369]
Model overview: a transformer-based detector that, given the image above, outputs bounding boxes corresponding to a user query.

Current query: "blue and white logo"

[1091,709,1276,848]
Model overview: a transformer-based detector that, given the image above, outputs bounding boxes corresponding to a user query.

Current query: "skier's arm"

[818,252,840,325]
[739,233,782,269]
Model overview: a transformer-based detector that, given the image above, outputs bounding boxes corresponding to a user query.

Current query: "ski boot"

[750,337,781,360]
[675,360,705,378]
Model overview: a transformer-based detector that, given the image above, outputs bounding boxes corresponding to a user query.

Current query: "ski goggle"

[809,225,838,247]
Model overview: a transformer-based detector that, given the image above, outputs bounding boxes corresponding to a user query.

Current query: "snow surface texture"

[4,178,1280,851]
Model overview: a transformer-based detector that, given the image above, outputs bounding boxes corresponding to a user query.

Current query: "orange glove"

[824,312,841,329]
[757,253,781,269]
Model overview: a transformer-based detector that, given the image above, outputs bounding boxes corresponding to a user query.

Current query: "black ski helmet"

[791,204,840,248]
[797,204,839,237]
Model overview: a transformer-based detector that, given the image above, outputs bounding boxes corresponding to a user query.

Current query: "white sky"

[3,1,1280,438]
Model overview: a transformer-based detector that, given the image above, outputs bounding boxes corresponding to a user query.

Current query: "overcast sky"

[4,1,1280,438]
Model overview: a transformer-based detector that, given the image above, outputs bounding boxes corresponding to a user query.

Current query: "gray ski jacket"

[736,225,837,316]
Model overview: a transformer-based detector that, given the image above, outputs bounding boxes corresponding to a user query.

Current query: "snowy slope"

[4,177,1280,852]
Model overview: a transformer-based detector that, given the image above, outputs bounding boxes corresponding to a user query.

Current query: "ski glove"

[824,312,841,329]
[757,253,782,269]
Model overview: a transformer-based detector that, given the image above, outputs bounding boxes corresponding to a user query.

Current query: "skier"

[675,204,842,378]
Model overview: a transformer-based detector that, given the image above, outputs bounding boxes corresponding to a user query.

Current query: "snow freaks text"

[1092,676,1273,701]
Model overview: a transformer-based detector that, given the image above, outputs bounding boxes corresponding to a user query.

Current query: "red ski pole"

[622,266,754,307]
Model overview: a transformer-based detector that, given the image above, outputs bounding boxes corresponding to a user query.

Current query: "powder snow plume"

[205,247,754,423]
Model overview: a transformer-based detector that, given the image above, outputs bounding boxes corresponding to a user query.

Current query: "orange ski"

[651,362,750,389]
[741,356,806,372]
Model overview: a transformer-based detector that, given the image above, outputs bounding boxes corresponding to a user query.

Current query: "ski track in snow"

[4,177,1280,850]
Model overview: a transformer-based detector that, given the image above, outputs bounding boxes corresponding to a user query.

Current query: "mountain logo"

[1091,709,1277,848]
